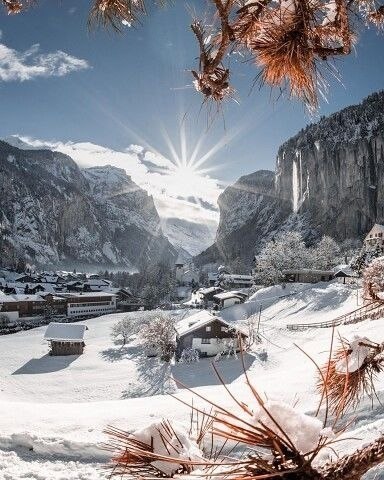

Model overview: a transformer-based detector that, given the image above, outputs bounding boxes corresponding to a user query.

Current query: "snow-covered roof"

[2,272,25,282]
[103,287,133,296]
[44,322,88,342]
[7,282,56,293]
[42,276,59,283]
[198,286,223,295]
[0,291,10,302]
[213,292,245,301]
[1,294,46,303]
[333,267,357,277]
[176,311,240,337]
[365,223,384,239]
[227,290,248,298]
[57,292,117,298]
[223,274,253,280]
[376,292,384,301]
[282,269,334,275]
[83,279,111,286]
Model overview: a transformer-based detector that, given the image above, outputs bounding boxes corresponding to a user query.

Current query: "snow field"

[2,281,384,479]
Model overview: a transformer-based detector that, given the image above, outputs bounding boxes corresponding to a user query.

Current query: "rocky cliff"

[0,141,177,269]
[196,91,384,267]
[276,90,384,240]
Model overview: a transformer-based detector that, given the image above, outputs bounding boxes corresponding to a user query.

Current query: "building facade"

[364,223,384,253]
[176,312,247,358]
[58,292,117,318]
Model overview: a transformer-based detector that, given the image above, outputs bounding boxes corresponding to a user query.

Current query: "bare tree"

[2,0,383,110]
[111,316,141,345]
[362,257,384,300]
[140,312,176,361]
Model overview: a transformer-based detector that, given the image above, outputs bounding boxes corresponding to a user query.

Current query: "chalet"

[39,272,66,283]
[83,278,112,292]
[44,322,88,356]
[282,269,334,283]
[364,224,384,253]
[175,261,199,286]
[213,291,246,309]
[175,311,247,358]
[208,272,253,289]
[198,286,224,303]
[105,287,145,311]
[40,293,68,316]
[208,272,218,286]
[0,294,46,318]
[221,274,253,289]
[0,292,19,321]
[10,273,37,284]
[65,281,84,292]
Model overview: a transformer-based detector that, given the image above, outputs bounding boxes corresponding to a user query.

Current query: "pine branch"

[321,436,384,480]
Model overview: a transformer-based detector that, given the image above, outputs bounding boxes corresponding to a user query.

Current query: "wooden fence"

[286,301,384,331]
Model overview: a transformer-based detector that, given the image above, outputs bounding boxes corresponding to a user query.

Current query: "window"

[206,326,211,332]
[201,338,211,344]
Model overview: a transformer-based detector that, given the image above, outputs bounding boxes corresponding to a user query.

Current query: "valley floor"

[1,281,384,479]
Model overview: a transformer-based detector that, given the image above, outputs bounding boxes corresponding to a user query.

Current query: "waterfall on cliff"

[292,154,300,213]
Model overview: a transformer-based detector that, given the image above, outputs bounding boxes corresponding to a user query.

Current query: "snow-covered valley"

[2,282,384,479]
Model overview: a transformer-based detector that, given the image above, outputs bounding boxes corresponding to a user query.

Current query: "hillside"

[0,141,177,269]
[2,282,384,478]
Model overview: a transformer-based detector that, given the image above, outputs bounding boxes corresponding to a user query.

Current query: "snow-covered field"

[2,281,384,479]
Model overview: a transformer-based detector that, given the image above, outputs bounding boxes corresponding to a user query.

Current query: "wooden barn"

[175,311,247,358]
[44,322,88,356]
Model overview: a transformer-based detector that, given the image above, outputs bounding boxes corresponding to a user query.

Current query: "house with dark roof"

[213,291,246,310]
[175,311,247,358]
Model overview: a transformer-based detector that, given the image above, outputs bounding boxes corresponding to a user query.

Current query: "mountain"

[0,141,177,269]
[196,91,384,268]
[3,135,220,257]
[161,217,217,258]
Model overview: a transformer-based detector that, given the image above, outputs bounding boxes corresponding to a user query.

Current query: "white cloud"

[0,42,89,82]
[7,136,222,227]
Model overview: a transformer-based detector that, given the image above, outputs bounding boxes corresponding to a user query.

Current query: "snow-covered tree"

[140,313,176,362]
[178,347,199,364]
[111,316,141,345]
[244,313,260,349]
[362,257,384,300]
[312,236,340,270]
[215,337,238,360]
[0,313,10,327]
[254,231,310,286]
[351,244,382,276]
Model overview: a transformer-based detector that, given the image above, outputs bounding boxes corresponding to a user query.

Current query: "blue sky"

[0,0,383,188]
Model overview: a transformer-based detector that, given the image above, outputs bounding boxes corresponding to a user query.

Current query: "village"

[2,224,383,363]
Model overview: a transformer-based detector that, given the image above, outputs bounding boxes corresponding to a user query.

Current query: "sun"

[171,163,200,178]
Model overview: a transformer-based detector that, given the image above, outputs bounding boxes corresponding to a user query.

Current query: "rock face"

[195,170,295,267]
[276,90,384,240]
[196,91,384,267]
[0,141,177,269]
